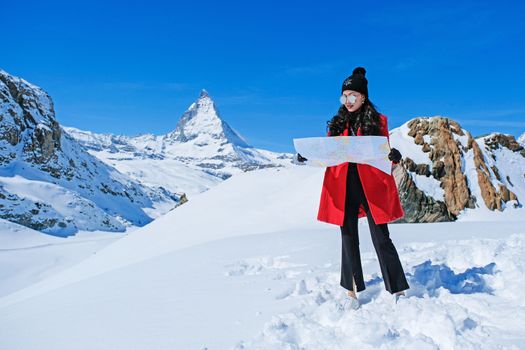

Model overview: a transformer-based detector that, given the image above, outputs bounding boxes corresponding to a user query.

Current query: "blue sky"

[3,0,524,152]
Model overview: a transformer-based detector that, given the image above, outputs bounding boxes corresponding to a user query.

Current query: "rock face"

[0,70,60,168]
[391,117,524,222]
[0,69,182,234]
[484,133,525,157]
[405,117,475,219]
[474,133,521,210]
[392,164,454,223]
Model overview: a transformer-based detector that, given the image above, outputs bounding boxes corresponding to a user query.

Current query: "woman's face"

[340,90,365,112]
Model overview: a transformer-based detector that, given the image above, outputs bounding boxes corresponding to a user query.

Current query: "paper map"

[293,136,392,174]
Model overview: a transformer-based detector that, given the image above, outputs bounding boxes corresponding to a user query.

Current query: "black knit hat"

[341,67,368,96]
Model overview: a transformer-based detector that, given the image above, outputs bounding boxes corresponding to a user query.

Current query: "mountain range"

[63,89,291,196]
[0,69,182,234]
[1,68,524,233]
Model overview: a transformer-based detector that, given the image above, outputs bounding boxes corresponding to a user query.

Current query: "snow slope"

[1,167,524,349]
[0,219,121,297]
[0,167,327,307]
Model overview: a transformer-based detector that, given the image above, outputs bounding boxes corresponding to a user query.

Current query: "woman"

[302,67,410,310]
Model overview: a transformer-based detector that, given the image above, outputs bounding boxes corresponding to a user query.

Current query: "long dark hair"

[327,99,382,136]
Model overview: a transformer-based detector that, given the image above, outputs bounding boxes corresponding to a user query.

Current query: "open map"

[293,135,392,174]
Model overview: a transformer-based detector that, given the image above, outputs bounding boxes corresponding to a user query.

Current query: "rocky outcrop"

[393,164,454,222]
[393,117,523,222]
[474,133,521,210]
[397,117,476,221]
[484,133,525,156]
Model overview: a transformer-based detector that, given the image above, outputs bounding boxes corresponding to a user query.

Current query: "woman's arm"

[381,115,402,163]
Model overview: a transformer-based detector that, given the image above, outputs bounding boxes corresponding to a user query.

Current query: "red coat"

[317,114,404,226]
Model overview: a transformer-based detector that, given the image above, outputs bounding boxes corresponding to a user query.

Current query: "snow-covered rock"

[390,117,525,222]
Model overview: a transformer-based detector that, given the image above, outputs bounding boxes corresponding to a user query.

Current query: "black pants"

[340,163,410,294]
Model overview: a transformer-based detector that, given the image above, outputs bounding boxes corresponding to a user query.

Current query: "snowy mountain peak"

[168,90,249,148]
[199,89,209,98]
[64,88,290,192]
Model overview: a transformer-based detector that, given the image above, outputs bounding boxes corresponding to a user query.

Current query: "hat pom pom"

[353,67,366,77]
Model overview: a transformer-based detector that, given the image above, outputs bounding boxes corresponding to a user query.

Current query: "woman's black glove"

[296,153,308,163]
[388,148,402,163]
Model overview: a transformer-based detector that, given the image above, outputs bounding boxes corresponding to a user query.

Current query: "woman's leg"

[340,163,366,293]
[340,209,366,293]
[349,164,409,295]
[364,212,410,294]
